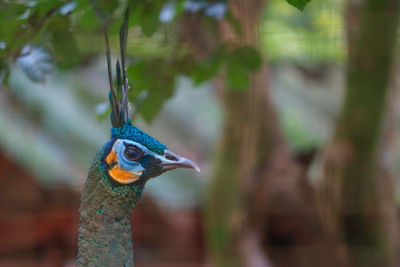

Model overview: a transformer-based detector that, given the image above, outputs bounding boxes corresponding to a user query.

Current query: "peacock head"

[102,122,200,185]
[97,9,199,187]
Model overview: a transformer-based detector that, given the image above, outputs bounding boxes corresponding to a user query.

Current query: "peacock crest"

[104,9,131,128]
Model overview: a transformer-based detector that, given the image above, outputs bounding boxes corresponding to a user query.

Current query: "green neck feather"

[77,147,144,267]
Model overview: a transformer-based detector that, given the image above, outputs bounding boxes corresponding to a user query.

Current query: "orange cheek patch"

[105,150,118,166]
[105,149,142,184]
[108,165,142,184]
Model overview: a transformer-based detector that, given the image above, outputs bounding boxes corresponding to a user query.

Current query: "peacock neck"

[78,203,135,267]
[77,148,144,267]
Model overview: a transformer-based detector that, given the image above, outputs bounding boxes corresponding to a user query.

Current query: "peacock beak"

[160,150,200,172]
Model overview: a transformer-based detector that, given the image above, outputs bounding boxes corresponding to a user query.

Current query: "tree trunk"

[182,1,334,266]
[205,1,310,266]
[320,0,400,266]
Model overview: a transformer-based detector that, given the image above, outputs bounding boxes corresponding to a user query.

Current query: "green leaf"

[192,59,221,85]
[226,61,250,90]
[79,8,99,31]
[191,45,225,85]
[0,67,10,86]
[286,0,311,11]
[0,3,31,51]
[96,0,119,15]
[224,45,262,90]
[140,15,161,37]
[127,61,151,94]
[230,46,262,71]
[127,59,177,122]
[131,2,163,37]
[47,16,81,69]
[140,88,173,122]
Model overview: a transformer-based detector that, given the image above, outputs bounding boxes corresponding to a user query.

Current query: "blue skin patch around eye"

[113,140,145,172]
[111,122,167,155]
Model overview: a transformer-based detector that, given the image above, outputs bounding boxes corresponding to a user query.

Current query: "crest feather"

[98,8,131,127]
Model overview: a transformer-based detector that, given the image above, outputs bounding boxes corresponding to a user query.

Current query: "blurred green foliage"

[0,0,342,152]
[287,0,312,11]
[264,0,344,64]
[0,0,265,122]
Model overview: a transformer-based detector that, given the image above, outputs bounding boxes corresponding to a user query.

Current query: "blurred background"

[0,0,399,266]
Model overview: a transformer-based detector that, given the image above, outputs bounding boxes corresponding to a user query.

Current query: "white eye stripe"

[113,139,165,161]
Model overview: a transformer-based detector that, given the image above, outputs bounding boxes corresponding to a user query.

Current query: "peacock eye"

[124,146,143,161]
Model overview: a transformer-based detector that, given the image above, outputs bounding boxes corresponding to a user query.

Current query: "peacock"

[77,9,199,266]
